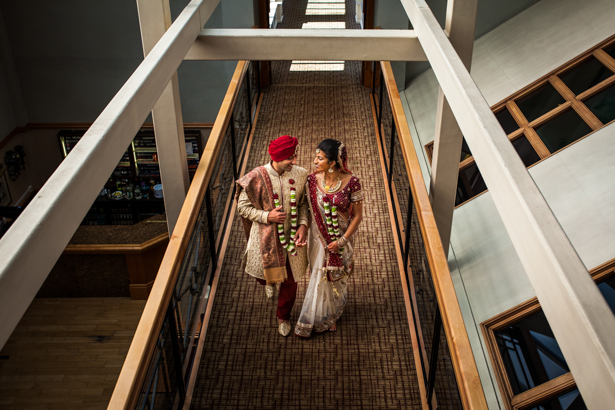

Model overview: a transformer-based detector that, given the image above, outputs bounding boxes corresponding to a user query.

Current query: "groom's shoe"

[265,284,275,299]
[278,320,291,337]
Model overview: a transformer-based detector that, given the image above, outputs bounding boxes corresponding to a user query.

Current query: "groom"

[236,135,309,336]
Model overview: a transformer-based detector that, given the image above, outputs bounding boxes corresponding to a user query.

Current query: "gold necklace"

[321,173,341,193]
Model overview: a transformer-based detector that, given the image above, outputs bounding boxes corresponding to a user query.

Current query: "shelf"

[94,196,164,203]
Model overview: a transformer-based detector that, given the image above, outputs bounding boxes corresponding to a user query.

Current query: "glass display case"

[59,128,203,225]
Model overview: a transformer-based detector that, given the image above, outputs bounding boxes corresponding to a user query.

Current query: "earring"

[328,167,334,173]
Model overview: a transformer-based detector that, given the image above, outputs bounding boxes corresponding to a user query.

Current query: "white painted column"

[428,0,477,255]
[137,0,191,235]
[401,0,615,408]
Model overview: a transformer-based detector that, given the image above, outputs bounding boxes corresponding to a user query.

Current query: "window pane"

[455,163,486,206]
[584,84,615,125]
[559,56,613,95]
[512,136,541,167]
[495,311,569,395]
[528,389,587,410]
[604,42,615,60]
[534,109,592,153]
[516,83,566,123]
[495,107,520,134]
[460,138,472,162]
[598,275,615,314]
[431,139,471,163]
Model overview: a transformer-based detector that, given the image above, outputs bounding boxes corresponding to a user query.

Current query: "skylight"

[290,61,345,71]
[301,22,346,29]
[306,3,346,16]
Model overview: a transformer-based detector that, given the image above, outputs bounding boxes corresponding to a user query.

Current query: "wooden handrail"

[107,60,250,410]
[380,61,489,410]
[63,233,169,254]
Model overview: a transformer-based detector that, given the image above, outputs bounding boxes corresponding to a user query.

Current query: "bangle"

[338,236,348,247]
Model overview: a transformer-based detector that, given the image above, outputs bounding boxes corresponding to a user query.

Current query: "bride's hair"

[317,139,342,169]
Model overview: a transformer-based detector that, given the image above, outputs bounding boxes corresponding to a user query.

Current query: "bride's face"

[313,151,335,173]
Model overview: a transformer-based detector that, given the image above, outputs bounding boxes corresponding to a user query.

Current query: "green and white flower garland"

[273,188,298,256]
[323,197,343,253]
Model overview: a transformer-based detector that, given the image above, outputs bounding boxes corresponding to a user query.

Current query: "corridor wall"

[0,10,18,139]
[0,57,16,139]
[401,0,615,407]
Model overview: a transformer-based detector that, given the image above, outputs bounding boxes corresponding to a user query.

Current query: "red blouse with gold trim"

[307,173,364,275]
[307,173,364,243]
[325,174,363,215]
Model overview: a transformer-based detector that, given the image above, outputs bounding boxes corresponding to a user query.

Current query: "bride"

[295,139,364,337]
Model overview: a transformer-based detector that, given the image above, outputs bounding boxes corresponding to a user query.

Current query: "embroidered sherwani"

[237,163,309,281]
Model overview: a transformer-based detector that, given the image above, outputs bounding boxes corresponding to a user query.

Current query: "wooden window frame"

[481,259,615,410]
[425,34,615,208]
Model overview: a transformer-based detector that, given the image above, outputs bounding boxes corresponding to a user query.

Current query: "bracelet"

[338,235,348,247]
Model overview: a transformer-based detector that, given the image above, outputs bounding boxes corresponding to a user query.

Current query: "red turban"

[268,135,298,161]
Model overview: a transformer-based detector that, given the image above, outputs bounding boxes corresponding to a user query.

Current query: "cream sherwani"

[237,163,309,280]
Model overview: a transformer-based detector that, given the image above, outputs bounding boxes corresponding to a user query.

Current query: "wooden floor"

[0,298,145,410]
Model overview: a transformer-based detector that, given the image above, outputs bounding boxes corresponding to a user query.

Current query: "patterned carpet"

[190,0,421,408]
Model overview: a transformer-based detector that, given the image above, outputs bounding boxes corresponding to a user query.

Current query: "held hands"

[327,240,340,253]
[294,225,308,247]
[268,206,286,224]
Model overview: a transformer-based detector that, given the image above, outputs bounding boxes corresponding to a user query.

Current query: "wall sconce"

[4,145,26,181]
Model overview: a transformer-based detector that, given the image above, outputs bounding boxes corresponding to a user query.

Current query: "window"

[481,260,615,410]
[426,35,615,207]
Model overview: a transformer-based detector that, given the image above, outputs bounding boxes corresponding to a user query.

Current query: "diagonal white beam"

[0,0,219,351]
[185,28,428,61]
[429,0,478,256]
[401,0,615,408]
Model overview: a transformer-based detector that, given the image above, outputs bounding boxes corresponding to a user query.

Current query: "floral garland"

[323,196,343,254]
[273,186,298,256]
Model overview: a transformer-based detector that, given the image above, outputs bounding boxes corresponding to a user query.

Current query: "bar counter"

[38,215,169,300]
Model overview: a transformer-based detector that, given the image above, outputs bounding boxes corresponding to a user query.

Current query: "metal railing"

[373,61,488,410]
[109,60,260,410]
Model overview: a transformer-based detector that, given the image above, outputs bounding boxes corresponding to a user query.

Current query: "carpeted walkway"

[190,0,421,408]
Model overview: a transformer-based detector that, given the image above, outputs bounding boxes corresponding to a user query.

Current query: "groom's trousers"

[256,258,297,321]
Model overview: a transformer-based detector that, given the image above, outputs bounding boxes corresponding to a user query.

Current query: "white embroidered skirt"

[295,222,353,337]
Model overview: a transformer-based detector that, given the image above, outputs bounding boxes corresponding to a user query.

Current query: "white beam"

[429,0,478,255]
[185,29,428,61]
[402,0,615,408]
[0,0,219,350]
[137,0,190,235]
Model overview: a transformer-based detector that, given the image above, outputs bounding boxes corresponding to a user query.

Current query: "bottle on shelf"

[141,181,148,199]
[124,184,133,200]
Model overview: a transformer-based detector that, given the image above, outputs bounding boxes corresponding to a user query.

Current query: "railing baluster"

[403,191,413,268]
[256,61,261,95]
[229,122,239,179]
[246,69,253,128]
[204,187,218,268]
[378,70,384,129]
[388,121,396,186]
[426,309,442,407]
[139,337,163,410]
[167,305,186,406]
